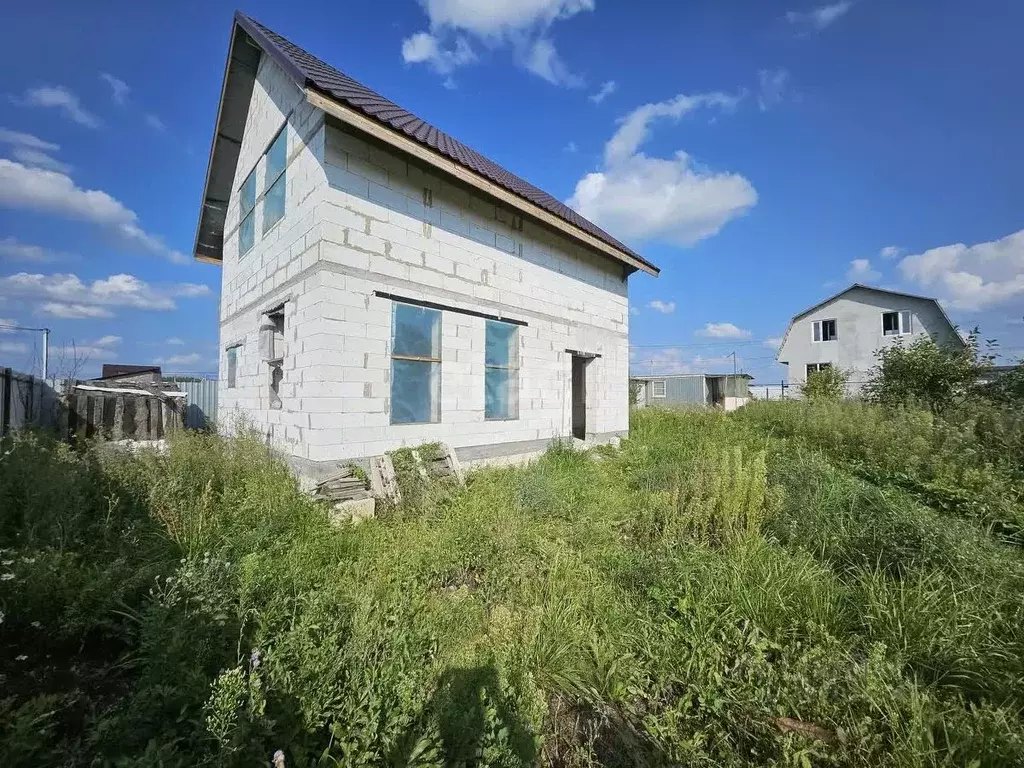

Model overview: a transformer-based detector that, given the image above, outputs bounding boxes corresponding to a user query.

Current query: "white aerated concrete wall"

[216,55,632,471]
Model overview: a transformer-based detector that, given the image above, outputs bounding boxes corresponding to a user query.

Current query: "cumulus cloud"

[13,86,101,128]
[786,1,854,32]
[0,128,70,173]
[0,160,186,263]
[155,352,202,367]
[647,299,676,314]
[93,335,122,347]
[0,272,208,320]
[172,283,212,298]
[568,91,756,247]
[589,80,617,104]
[0,128,58,152]
[166,337,185,345]
[757,68,790,111]
[880,245,903,259]
[847,258,881,283]
[0,236,73,263]
[697,322,752,339]
[898,229,1024,311]
[402,0,593,86]
[99,73,130,105]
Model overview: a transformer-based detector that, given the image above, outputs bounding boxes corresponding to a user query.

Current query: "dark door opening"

[571,355,587,440]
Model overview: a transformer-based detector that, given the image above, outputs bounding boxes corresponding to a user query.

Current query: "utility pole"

[0,323,50,378]
[729,351,737,375]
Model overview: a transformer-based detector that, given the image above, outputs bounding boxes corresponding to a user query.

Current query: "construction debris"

[369,454,402,504]
[312,465,370,503]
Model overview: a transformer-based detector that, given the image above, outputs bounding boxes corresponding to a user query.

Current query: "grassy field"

[2,402,1024,766]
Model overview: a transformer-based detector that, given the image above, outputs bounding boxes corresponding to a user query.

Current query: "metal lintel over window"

[564,349,602,359]
[372,291,527,327]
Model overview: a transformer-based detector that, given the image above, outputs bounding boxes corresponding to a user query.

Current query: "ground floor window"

[226,345,240,388]
[485,320,519,420]
[651,380,667,398]
[390,302,441,424]
[806,362,832,378]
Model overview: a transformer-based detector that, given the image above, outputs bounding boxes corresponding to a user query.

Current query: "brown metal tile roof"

[232,12,657,275]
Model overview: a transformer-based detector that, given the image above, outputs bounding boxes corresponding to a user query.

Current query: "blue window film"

[391,359,439,423]
[392,303,440,358]
[239,171,256,256]
[485,320,518,420]
[263,128,287,232]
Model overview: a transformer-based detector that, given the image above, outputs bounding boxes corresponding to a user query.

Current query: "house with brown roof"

[194,13,658,477]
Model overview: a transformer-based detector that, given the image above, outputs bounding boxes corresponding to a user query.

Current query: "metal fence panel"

[666,375,707,404]
[167,378,219,429]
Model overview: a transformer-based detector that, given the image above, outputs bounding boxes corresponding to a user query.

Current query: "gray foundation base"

[283,431,627,487]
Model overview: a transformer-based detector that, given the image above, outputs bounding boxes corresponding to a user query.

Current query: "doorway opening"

[571,355,588,440]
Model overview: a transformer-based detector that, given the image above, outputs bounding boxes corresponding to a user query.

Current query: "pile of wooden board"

[312,465,370,503]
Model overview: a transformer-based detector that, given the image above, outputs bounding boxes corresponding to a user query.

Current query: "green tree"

[863,331,987,413]
[801,367,847,401]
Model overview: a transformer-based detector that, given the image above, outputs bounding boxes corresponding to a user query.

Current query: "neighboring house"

[632,373,752,411]
[776,284,965,391]
[100,364,163,384]
[192,13,659,477]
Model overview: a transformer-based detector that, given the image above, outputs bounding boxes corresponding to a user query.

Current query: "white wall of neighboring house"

[778,287,963,390]
[216,55,630,476]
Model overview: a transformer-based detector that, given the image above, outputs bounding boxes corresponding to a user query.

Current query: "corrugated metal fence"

[165,377,219,429]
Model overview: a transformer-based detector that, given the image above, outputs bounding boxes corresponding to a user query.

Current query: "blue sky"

[1,0,1022,382]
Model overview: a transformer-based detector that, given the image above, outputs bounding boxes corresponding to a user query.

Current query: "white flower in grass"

[31,621,41,628]
[21,557,35,564]
[1,573,14,581]
[15,655,27,661]
[1,560,12,566]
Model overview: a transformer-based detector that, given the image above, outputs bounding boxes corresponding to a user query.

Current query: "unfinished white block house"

[193,13,659,477]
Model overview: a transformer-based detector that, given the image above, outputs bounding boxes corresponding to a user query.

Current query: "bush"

[801,366,847,401]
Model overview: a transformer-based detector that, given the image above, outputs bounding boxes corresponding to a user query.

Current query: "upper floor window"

[239,171,256,256]
[485,320,519,420]
[651,380,667,398]
[812,318,837,342]
[263,128,287,233]
[390,302,441,424]
[882,310,912,336]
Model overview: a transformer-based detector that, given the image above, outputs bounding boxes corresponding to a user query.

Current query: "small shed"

[632,373,752,412]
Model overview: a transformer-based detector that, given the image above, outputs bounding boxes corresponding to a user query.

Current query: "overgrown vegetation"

[3,399,1024,765]
[800,366,848,402]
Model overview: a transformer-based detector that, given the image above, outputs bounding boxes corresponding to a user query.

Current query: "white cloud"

[880,245,903,259]
[757,68,789,111]
[763,336,784,349]
[647,299,676,314]
[523,37,583,87]
[93,335,122,347]
[172,283,212,298]
[0,341,29,354]
[0,237,72,262]
[899,229,1024,311]
[568,91,756,247]
[0,318,16,332]
[401,32,476,75]
[9,147,72,174]
[564,140,578,153]
[99,73,130,105]
[847,257,881,283]
[589,80,617,104]
[0,127,58,152]
[402,0,593,85]
[14,86,101,128]
[166,337,185,345]
[0,160,186,263]
[0,272,206,320]
[630,347,737,375]
[786,1,854,31]
[155,352,202,367]
[698,322,752,339]
[145,114,167,133]
[629,306,639,316]
[39,303,113,319]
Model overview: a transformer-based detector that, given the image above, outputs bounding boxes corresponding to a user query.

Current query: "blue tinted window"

[391,302,441,424]
[263,128,286,232]
[392,303,440,358]
[239,171,256,256]
[485,320,518,420]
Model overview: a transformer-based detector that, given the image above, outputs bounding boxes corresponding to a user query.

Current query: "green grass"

[2,404,1024,766]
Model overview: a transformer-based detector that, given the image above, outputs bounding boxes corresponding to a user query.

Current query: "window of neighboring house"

[882,310,913,336]
[485,320,519,420]
[239,170,256,256]
[390,302,441,424]
[806,362,832,378]
[812,319,837,342]
[226,345,240,388]
[263,127,287,233]
[652,380,667,398]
